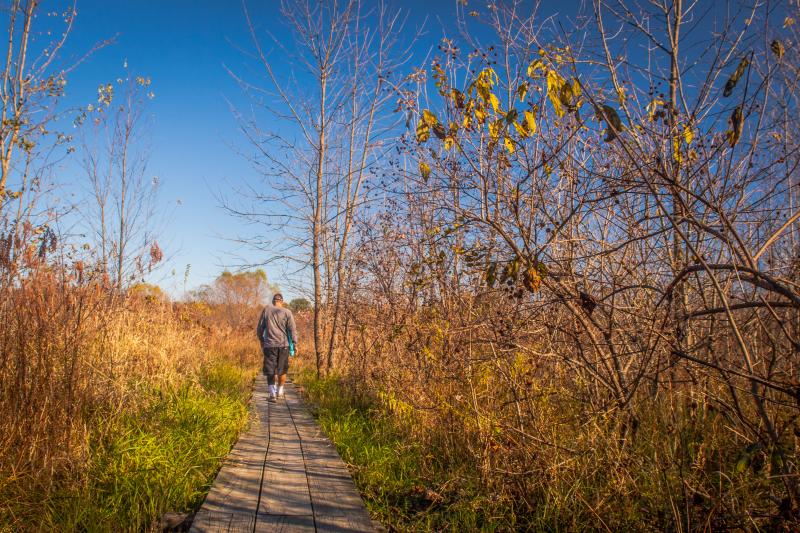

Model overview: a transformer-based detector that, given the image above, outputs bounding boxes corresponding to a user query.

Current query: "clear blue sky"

[56,0,299,297]
[52,0,465,299]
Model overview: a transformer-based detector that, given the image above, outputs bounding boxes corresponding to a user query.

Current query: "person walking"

[256,293,298,402]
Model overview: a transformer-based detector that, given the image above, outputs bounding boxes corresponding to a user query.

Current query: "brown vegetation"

[0,4,262,528]
[0,250,259,528]
[242,0,800,529]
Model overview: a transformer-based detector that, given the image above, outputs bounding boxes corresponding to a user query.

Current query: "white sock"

[278,385,285,396]
[269,384,277,396]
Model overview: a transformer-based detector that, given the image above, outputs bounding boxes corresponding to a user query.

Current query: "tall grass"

[45,363,252,532]
[296,367,519,532]
[0,266,261,532]
[296,356,796,531]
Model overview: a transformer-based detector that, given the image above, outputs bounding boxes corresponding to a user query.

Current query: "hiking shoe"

[268,393,277,403]
[278,386,285,398]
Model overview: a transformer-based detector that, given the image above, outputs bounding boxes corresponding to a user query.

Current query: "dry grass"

[0,265,260,531]
[312,302,800,531]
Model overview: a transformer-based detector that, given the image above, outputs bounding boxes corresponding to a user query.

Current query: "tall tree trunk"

[313,73,327,377]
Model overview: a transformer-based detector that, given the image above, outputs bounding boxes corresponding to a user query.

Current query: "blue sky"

[41,0,748,299]
[49,0,462,299]
[55,1,296,297]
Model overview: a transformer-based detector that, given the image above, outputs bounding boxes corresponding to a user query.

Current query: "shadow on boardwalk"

[190,375,376,533]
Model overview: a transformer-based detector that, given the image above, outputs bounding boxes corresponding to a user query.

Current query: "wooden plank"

[258,391,313,517]
[310,490,369,517]
[190,376,270,533]
[284,383,375,532]
[193,378,375,533]
[315,514,376,533]
[259,460,313,516]
[253,513,315,532]
[191,510,255,533]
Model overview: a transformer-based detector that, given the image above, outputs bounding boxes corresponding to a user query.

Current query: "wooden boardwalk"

[190,375,376,533]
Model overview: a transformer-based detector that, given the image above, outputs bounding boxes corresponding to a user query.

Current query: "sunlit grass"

[40,362,254,533]
[296,369,518,532]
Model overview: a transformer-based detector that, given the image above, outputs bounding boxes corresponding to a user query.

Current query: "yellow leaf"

[523,267,541,292]
[524,110,537,135]
[419,161,431,181]
[683,126,694,145]
[423,109,438,125]
[571,78,582,98]
[559,77,582,113]
[516,82,528,102]
[646,99,664,121]
[444,136,454,150]
[504,136,515,154]
[527,59,545,77]
[673,137,683,164]
[488,120,501,140]
[546,70,565,117]
[488,93,500,113]
[474,68,498,101]
[416,120,430,142]
[513,121,527,138]
[771,40,785,59]
[784,16,795,27]
[727,105,743,147]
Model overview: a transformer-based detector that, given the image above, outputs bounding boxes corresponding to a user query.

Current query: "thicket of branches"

[244,0,800,528]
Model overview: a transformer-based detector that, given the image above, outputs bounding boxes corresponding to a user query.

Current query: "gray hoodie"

[257,304,298,348]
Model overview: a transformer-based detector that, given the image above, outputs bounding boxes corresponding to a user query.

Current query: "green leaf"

[735,442,761,473]
[596,104,623,142]
[485,262,497,287]
[505,108,518,124]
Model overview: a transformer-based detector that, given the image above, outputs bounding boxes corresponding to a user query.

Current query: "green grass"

[296,370,519,532]
[43,362,254,532]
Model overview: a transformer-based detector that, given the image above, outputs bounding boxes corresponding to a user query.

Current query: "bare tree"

[0,1,81,279]
[79,67,159,290]
[228,0,414,374]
